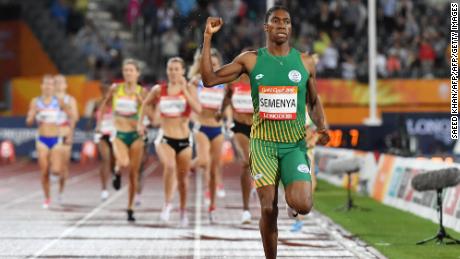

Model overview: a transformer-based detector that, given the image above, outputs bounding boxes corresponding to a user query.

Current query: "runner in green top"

[200,5,330,258]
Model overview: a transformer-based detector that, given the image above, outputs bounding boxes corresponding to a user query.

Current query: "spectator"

[63,0,451,81]
[386,48,402,77]
[160,28,182,64]
[157,2,175,33]
[321,43,339,77]
[126,0,140,27]
[418,37,436,78]
[50,0,70,28]
[376,50,388,78]
[341,55,357,80]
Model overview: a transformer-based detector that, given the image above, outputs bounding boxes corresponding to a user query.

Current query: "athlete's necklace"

[268,51,288,66]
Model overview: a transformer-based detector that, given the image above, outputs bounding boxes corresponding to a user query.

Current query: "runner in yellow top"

[97,59,147,222]
[200,5,329,258]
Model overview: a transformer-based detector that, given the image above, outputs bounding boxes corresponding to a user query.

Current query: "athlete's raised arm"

[200,17,255,87]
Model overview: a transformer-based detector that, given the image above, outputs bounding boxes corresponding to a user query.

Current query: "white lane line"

[193,170,203,259]
[0,168,98,210]
[29,162,159,259]
[0,170,40,186]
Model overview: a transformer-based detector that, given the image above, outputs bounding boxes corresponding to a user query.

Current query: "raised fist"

[204,17,223,36]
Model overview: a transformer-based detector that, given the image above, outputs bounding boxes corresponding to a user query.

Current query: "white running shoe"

[287,206,298,219]
[217,184,226,198]
[208,207,216,224]
[42,199,50,209]
[204,191,211,206]
[101,190,109,201]
[180,210,189,228]
[135,194,142,207]
[57,194,63,205]
[241,210,252,224]
[160,203,173,222]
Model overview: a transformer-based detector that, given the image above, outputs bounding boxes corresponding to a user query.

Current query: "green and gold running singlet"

[249,47,312,187]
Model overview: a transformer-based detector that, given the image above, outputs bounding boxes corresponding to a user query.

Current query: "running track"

[0,159,385,258]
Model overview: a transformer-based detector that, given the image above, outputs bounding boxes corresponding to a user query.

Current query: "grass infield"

[313,180,460,259]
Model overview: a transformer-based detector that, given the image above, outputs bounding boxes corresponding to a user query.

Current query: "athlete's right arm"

[137,85,160,136]
[201,17,249,87]
[26,98,37,126]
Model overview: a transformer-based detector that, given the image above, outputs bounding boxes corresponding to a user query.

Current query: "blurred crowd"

[49,0,124,80]
[48,0,452,81]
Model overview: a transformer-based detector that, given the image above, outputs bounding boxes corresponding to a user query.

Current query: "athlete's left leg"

[127,138,144,221]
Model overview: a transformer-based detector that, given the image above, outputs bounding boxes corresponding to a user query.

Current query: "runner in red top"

[222,73,254,224]
[138,57,201,227]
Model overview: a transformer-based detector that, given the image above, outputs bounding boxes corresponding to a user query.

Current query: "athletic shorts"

[116,131,141,147]
[249,138,311,188]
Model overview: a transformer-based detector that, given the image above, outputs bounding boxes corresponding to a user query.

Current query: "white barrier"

[316,147,460,232]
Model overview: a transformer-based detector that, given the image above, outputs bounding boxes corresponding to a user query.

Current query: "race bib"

[159,96,187,117]
[232,88,253,113]
[100,114,114,134]
[56,110,69,125]
[114,97,138,116]
[36,109,60,124]
[199,88,224,109]
[258,86,297,120]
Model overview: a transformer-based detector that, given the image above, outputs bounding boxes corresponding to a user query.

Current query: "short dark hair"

[264,5,290,23]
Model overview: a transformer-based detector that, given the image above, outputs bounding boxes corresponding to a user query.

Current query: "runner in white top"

[54,75,79,204]
[26,75,70,208]
[93,85,115,201]
[188,49,226,222]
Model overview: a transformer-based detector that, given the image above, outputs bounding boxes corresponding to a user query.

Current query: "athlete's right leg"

[112,138,130,190]
[250,138,280,258]
[233,133,251,211]
[36,142,51,207]
[257,185,279,259]
[192,131,211,203]
[98,139,112,198]
[127,138,144,221]
[209,134,224,213]
[155,142,177,221]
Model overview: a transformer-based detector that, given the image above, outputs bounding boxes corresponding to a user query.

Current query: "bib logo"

[255,74,264,80]
[288,70,301,83]
[253,173,263,180]
[297,164,310,174]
